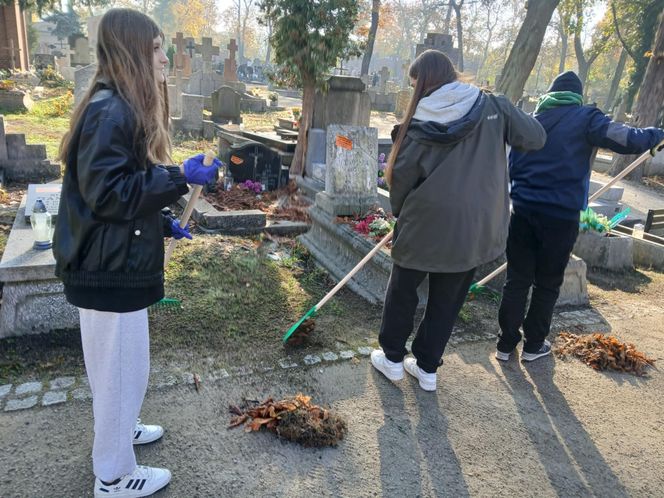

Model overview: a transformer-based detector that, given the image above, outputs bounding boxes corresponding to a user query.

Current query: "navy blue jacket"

[509,105,664,220]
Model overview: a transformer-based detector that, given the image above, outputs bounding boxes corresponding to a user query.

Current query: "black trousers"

[379,264,476,373]
[497,210,579,354]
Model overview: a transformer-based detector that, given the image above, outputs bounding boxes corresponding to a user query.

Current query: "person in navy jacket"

[496,71,664,363]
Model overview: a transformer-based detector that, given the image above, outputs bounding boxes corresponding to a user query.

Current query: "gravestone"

[171,93,214,139]
[401,60,411,89]
[0,90,33,112]
[0,194,79,338]
[416,33,459,66]
[24,183,61,220]
[315,125,378,216]
[171,33,192,77]
[87,15,102,50]
[378,66,389,94]
[69,35,91,67]
[394,89,412,119]
[223,39,239,82]
[166,69,189,117]
[211,86,242,124]
[312,76,371,130]
[74,63,97,104]
[33,53,55,69]
[0,116,60,182]
[197,37,219,72]
[371,66,397,112]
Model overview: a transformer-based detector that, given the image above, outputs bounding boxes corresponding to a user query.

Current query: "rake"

[283,231,393,345]
[151,150,217,311]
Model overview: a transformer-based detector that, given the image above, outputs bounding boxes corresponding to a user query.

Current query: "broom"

[283,231,393,344]
[467,142,664,298]
[151,150,217,311]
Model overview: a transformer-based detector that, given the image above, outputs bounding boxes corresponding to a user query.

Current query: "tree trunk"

[611,9,664,181]
[497,0,562,103]
[574,34,590,89]
[605,48,628,111]
[442,2,453,35]
[361,0,380,76]
[452,1,464,72]
[265,19,272,65]
[291,82,315,176]
[559,30,568,73]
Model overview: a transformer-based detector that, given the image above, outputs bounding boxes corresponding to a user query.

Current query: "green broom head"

[282,306,317,344]
[149,297,182,311]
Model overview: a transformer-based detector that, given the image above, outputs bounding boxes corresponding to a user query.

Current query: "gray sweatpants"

[79,308,150,482]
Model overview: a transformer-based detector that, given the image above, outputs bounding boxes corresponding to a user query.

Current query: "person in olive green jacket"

[370,50,546,392]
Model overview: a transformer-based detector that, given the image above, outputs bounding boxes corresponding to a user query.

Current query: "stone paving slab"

[0,307,609,414]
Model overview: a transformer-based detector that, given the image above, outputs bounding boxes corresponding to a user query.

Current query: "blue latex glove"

[171,219,192,240]
[183,153,222,185]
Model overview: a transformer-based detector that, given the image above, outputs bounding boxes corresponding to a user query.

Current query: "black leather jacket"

[53,88,188,295]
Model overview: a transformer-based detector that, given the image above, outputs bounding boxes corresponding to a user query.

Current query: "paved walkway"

[592,171,664,218]
[4,307,663,497]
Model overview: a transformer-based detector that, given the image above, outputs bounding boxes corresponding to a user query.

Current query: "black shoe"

[521,339,552,362]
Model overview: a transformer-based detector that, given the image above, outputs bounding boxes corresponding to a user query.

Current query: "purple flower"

[378,153,386,162]
[378,177,386,187]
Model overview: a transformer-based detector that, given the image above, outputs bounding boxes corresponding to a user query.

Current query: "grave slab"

[0,196,79,338]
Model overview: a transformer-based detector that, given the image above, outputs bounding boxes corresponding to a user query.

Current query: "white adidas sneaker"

[132,419,164,445]
[404,357,437,392]
[94,465,171,497]
[370,349,404,381]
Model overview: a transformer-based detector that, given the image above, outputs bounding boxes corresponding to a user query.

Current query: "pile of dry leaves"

[554,332,656,376]
[207,180,310,222]
[228,393,347,447]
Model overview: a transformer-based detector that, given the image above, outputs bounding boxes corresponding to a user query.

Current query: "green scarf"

[534,91,583,114]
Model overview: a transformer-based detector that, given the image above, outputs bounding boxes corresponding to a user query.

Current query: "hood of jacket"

[404,86,486,146]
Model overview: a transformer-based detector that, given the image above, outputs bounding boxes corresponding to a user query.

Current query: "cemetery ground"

[1,265,664,496]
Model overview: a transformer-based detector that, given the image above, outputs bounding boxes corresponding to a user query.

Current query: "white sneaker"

[132,419,164,445]
[370,349,404,381]
[94,465,171,497]
[404,357,437,392]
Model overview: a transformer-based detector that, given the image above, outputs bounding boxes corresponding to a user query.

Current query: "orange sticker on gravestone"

[230,155,244,165]
[335,135,353,150]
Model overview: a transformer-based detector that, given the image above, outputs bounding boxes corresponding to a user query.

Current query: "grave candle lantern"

[30,198,54,250]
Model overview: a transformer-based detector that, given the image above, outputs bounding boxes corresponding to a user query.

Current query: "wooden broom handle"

[315,230,393,310]
[164,151,216,268]
[475,149,654,287]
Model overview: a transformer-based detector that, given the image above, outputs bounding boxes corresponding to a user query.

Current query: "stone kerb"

[176,190,309,236]
[573,231,634,271]
[0,197,78,338]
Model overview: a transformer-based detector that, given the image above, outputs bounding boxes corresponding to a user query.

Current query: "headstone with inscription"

[24,183,61,221]
[315,125,378,216]
[211,86,242,124]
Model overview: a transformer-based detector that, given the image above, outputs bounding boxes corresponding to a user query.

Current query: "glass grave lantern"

[30,198,54,250]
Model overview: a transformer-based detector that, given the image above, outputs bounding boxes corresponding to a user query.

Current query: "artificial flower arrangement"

[338,207,395,242]
[377,153,388,190]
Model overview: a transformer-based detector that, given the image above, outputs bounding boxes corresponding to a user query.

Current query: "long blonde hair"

[385,50,458,185]
[59,8,171,166]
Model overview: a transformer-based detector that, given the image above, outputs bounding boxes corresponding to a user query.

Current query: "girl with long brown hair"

[370,50,546,392]
[53,9,219,497]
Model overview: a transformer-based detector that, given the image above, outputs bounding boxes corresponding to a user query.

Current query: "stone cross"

[172,32,186,56]
[378,66,390,94]
[196,37,219,72]
[223,39,239,82]
[186,38,197,58]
